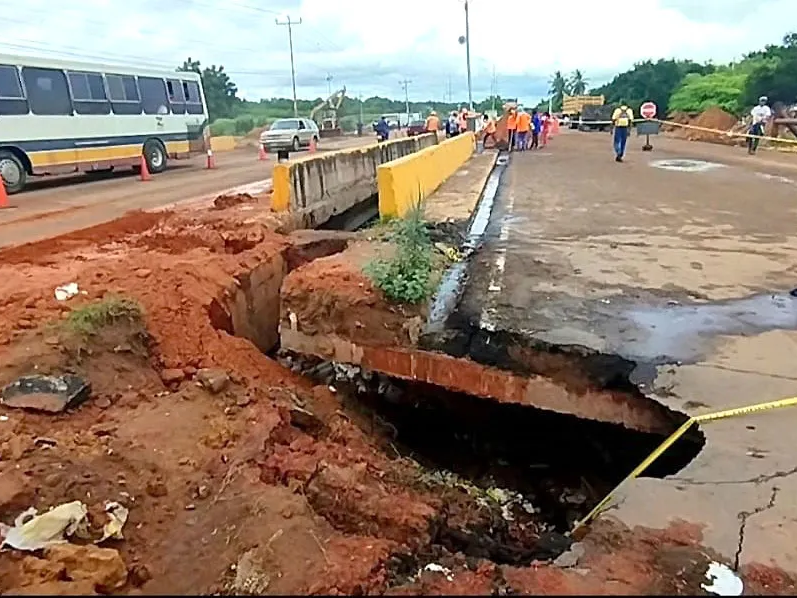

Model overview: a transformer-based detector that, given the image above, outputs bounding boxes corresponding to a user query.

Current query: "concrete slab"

[460,130,797,575]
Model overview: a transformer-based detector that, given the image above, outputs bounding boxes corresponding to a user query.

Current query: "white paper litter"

[423,563,454,582]
[1,501,88,551]
[54,282,80,302]
[98,501,129,542]
[701,561,744,596]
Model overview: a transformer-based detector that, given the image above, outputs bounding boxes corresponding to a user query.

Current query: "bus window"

[106,74,141,115]
[166,79,185,114]
[182,80,204,115]
[21,67,72,116]
[0,64,28,115]
[138,77,169,115]
[67,71,110,115]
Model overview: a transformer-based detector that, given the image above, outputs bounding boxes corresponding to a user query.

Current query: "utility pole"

[358,93,364,124]
[325,73,333,98]
[491,65,497,114]
[275,15,302,117]
[464,0,473,111]
[447,77,453,104]
[399,79,411,124]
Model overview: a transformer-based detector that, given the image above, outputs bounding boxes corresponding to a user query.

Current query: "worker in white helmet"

[748,95,772,155]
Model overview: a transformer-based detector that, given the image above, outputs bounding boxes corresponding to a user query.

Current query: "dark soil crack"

[673,466,797,487]
[733,485,779,571]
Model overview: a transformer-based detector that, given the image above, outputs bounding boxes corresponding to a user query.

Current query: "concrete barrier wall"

[210,136,237,152]
[271,134,437,227]
[377,133,476,219]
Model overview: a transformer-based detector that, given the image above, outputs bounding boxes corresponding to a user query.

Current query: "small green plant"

[65,296,143,336]
[365,201,433,304]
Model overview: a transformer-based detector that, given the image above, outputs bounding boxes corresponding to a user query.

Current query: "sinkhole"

[286,355,706,567]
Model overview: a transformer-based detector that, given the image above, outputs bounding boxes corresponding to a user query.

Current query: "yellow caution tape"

[571,395,797,533]
[656,118,797,145]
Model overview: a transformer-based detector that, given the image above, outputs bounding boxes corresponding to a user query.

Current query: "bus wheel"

[143,140,167,174]
[0,151,26,194]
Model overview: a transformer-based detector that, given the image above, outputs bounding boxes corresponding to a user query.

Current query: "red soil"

[0,197,794,595]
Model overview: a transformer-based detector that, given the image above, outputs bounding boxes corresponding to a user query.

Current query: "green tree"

[569,69,587,95]
[742,33,797,106]
[593,59,713,115]
[178,57,240,120]
[669,71,748,114]
[548,70,569,110]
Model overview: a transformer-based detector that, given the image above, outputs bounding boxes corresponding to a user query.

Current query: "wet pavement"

[456,130,797,578]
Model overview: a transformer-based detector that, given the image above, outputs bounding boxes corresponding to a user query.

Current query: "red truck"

[406,119,427,136]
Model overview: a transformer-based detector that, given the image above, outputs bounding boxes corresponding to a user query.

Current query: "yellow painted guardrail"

[572,395,797,533]
[378,132,476,219]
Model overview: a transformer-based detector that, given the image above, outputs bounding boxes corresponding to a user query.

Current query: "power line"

[275,15,302,117]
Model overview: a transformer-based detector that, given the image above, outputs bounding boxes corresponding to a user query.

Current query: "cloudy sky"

[2,0,795,104]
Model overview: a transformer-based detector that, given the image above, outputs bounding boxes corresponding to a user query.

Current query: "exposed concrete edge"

[279,327,678,435]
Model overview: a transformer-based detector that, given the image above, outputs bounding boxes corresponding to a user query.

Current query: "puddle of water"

[620,293,797,362]
[650,159,726,173]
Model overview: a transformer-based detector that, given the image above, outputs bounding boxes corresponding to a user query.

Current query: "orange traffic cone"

[0,179,12,209]
[206,149,216,169]
[258,144,268,161]
[139,154,151,182]
[309,137,317,154]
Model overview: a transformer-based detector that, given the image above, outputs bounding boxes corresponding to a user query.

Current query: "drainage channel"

[426,151,509,331]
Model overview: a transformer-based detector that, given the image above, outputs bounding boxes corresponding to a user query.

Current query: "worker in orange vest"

[516,109,532,151]
[425,111,440,132]
[482,114,497,147]
[506,108,518,151]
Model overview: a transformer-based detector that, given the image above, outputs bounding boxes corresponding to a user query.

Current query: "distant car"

[406,120,427,136]
[259,118,319,152]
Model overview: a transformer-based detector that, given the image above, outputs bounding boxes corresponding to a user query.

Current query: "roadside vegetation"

[364,204,434,305]
[65,296,143,337]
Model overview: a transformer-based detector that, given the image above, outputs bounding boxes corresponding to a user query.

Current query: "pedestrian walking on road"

[530,110,541,150]
[611,102,634,162]
[541,111,552,147]
[516,109,531,151]
[447,111,460,138]
[748,96,772,155]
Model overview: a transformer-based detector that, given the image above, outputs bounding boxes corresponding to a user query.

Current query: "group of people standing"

[505,107,553,151]
[424,108,471,138]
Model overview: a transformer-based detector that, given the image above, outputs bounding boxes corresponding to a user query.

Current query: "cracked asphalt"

[466,130,797,577]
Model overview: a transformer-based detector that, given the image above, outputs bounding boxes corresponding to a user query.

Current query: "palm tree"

[569,70,588,95]
[548,71,568,111]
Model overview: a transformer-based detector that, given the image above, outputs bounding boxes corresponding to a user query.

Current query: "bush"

[209,118,236,137]
[234,114,255,135]
[364,202,433,304]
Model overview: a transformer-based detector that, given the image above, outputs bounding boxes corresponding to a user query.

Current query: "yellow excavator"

[310,87,346,138]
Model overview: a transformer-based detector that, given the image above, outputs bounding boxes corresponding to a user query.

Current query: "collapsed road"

[1,130,796,595]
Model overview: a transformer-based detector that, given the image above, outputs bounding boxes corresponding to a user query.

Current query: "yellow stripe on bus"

[28,140,190,168]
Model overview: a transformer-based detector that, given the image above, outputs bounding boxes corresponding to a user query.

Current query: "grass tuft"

[65,296,143,336]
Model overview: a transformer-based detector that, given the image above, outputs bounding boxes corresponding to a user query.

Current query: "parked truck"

[578,104,616,132]
[562,94,605,129]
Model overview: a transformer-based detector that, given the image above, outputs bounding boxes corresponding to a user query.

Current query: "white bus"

[0,53,209,193]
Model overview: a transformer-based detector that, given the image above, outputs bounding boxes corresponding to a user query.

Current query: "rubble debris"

[196,368,230,394]
[423,562,454,582]
[54,282,80,301]
[98,502,129,543]
[1,501,89,551]
[232,548,271,594]
[553,542,585,568]
[160,368,185,385]
[1,374,91,413]
[701,562,743,596]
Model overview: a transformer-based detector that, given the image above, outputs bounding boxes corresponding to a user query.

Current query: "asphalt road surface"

[0,135,373,248]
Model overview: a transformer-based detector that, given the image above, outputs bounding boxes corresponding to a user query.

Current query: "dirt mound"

[664,106,742,146]
[693,106,738,132]
[212,192,257,210]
